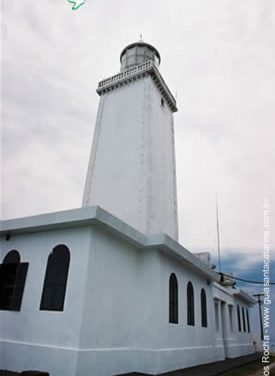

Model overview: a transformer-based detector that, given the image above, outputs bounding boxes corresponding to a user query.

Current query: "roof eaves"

[233,289,257,306]
[145,233,219,282]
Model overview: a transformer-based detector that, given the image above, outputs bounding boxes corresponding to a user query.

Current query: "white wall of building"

[141,251,221,374]
[76,228,255,376]
[76,226,142,376]
[0,213,255,376]
[0,226,92,375]
[212,283,255,359]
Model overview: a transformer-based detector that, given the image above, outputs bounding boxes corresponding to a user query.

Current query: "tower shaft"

[83,47,178,240]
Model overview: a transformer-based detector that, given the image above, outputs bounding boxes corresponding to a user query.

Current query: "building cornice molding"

[1,206,217,282]
[233,289,256,306]
[97,61,178,113]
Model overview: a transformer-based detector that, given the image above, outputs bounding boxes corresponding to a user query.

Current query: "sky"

[1,0,274,310]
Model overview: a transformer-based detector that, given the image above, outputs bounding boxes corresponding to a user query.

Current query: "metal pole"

[253,293,264,341]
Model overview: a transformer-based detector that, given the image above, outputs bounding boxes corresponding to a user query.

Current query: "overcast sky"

[1,0,274,268]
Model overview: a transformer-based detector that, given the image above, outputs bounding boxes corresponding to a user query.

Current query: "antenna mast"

[216,196,221,273]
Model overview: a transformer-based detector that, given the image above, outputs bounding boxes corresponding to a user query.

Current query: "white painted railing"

[98,61,153,89]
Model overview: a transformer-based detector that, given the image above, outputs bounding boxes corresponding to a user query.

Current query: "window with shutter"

[40,244,70,311]
[0,250,28,311]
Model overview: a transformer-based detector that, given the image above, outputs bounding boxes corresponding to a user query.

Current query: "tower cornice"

[97,61,178,113]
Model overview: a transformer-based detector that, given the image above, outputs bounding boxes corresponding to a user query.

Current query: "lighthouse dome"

[120,41,161,71]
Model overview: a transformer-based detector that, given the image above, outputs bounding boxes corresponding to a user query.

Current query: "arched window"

[246,308,251,333]
[40,245,70,311]
[3,250,20,264]
[187,281,195,326]
[0,250,28,311]
[201,288,207,327]
[242,307,246,332]
[169,273,178,323]
[237,305,241,332]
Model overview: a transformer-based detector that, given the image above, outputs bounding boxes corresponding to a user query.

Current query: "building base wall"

[226,343,256,359]
[1,341,254,376]
[76,349,139,376]
[76,347,226,376]
[0,341,78,376]
[138,346,226,375]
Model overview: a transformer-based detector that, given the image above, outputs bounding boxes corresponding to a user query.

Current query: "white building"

[0,41,255,376]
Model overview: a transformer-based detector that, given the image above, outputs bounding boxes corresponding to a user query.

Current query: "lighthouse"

[82,41,179,240]
[0,41,256,376]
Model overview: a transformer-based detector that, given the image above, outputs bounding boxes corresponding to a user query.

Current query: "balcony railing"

[98,61,153,89]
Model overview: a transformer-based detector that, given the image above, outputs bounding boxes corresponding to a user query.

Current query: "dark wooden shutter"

[0,264,4,308]
[10,262,29,311]
[0,263,18,309]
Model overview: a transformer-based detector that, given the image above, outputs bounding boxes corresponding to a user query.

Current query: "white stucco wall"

[76,227,146,376]
[75,227,255,376]
[0,226,92,375]
[0,209,255,376]
[141,251,220,374]
[212,283,255,359]
[75,228,219,376]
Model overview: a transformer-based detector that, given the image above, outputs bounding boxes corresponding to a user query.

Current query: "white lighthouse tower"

[82,41,179,240]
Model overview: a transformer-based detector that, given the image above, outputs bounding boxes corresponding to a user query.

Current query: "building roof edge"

[1,206,219,281]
